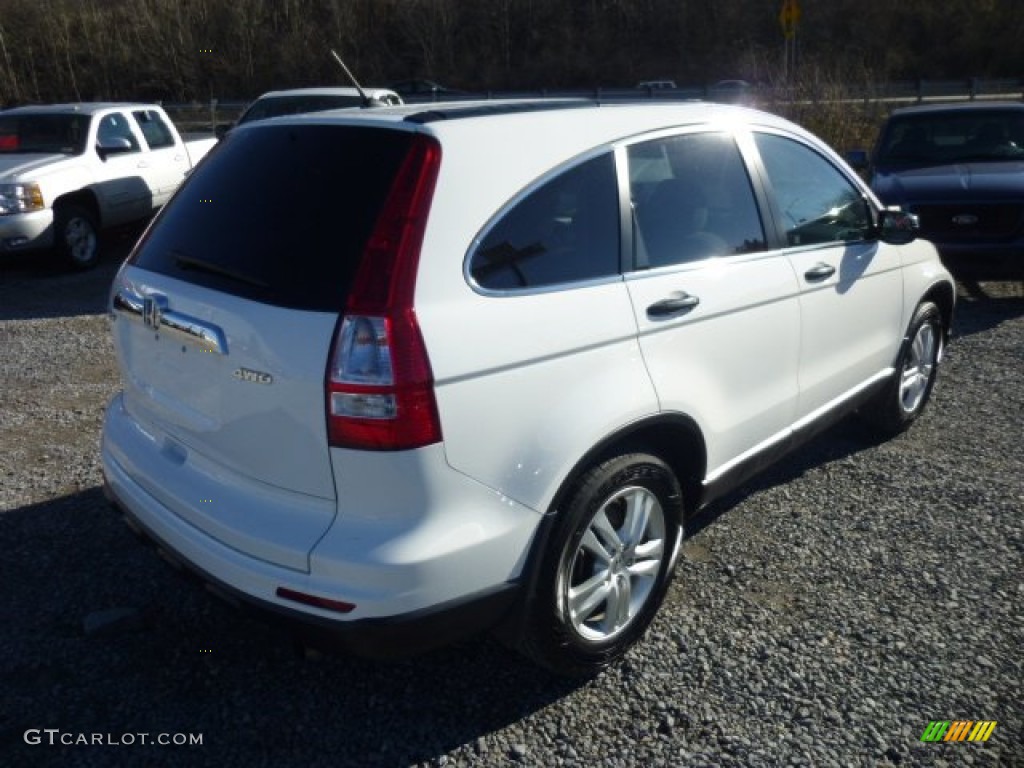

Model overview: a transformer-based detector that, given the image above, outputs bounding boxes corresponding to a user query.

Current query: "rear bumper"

[104,478,519,657]
[101,392,541,656]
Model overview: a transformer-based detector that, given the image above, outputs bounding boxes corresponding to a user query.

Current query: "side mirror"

[878,207,918,245]
[214,123,233,140]
[96,136,133,159]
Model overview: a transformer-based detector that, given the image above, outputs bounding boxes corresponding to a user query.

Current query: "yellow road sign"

[780,0,801,39]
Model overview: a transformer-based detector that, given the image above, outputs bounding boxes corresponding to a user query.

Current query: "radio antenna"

[330,49,372,108]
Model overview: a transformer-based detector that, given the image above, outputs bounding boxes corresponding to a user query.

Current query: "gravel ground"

[1,245,1021,768]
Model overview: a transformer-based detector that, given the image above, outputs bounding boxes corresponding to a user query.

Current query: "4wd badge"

[233,367,273,385]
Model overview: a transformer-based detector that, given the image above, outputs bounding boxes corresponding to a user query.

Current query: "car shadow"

[0,487,580,766]
[687,415,877,537]
[688,278,1020,539]
[951,279,1024,337]
[0,226,139,321]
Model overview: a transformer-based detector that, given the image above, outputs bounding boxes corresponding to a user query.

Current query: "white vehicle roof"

[0,102,159,116]
[251,86,401,102]
[273,98,809,152]
[234,87,404,126]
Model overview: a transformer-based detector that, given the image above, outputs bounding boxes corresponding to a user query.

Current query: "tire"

[55,203,100,270]
[515,453,684,677]
[861,300,944,436]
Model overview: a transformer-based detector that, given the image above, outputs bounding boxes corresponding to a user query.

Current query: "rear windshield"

[130,124,414,311]
[237,95,363,124]
[0,114,90,154]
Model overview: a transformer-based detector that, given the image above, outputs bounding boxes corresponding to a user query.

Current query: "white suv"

[102,100,954,676]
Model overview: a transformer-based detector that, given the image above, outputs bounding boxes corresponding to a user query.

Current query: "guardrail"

[162,78,1024,134]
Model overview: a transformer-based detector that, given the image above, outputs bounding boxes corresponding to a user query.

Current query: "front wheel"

[515,453,683,677]
[861,301,944,436]
[55,204,100,270]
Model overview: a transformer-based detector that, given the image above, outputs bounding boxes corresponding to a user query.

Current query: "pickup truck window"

[97,113,140,152]
[133,109,176,149]
[0,114,89,155]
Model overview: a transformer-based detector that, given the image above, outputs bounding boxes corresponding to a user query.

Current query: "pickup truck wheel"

[55,204,100,270]
[861,301,943,436]
[515,453,683,677]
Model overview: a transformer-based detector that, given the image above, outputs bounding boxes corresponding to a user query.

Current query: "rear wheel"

[516,453,683,677]
[861,301,943,436]
[55,203,100,270]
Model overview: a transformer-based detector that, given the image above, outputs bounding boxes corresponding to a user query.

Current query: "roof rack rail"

[404,99,598,125]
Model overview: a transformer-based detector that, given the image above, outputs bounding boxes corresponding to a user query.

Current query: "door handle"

[646,292,700,318]
[804,262,836,281]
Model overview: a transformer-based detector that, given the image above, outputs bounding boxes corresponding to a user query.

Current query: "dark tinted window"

[629,132,765,268]
[877,109,1024,165]
[471,153,619,290]
[131,125,413,311]
[0,114,89,154]
[755,133,871,247]
[238,94,364,124]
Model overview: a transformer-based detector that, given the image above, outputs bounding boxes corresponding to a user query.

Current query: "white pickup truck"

[0,103,216,269]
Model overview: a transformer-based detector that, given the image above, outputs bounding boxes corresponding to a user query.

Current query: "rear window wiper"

[171,250,269,289]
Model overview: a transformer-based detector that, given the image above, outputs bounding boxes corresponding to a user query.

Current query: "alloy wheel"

[562,485,667,643]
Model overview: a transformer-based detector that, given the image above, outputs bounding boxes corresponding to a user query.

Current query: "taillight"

[326,134,442,451]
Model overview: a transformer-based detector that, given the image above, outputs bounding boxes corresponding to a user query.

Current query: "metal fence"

[163,78,1024,135]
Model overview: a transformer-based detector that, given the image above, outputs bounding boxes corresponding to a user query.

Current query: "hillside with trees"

[1,0,1022,104]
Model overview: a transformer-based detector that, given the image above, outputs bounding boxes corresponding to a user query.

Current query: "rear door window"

[469,153,620,291]
[132,109,176,149]
[130,125,414,312]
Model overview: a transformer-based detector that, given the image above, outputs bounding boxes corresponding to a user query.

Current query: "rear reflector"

[276,587,356,614]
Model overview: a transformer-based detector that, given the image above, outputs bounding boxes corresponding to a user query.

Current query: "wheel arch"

[502,413,707,669]
[513,413,705,605]
[548,413,707,523]
[53,190,102,228]
[920,280,956,340]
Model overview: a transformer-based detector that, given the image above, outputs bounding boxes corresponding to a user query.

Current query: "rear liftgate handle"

[112,289,229,355]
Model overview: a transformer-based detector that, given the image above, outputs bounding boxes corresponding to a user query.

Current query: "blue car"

[864,102,1024,279]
